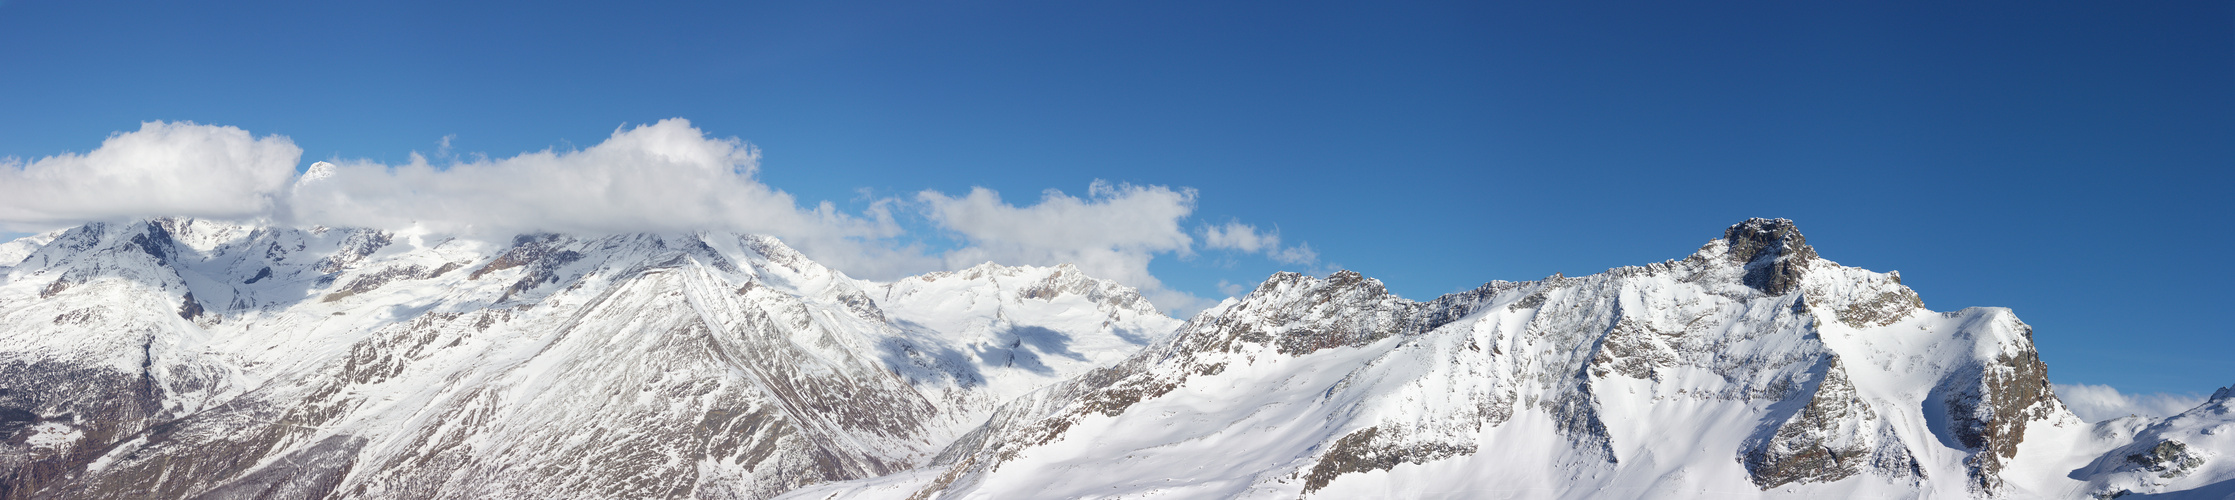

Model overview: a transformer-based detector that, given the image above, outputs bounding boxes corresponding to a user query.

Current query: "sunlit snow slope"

[0,219,1178,499]
[785,219,2235,500]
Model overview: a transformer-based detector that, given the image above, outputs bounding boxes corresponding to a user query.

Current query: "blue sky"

[0,1,2228,398]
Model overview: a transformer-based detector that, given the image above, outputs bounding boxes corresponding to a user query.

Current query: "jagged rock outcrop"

[1725,217,1817,295]
[1935,328,2067,492]
[1741,357,1922,488]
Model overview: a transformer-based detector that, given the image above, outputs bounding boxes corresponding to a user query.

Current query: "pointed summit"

[1722,218,1813,264]
[298,161,337,184]
[1723,218,1817,295]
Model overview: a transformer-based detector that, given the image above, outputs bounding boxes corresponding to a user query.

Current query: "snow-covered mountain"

[0,219,1177,499]
[5,218,2228,499]
[785,218,2235,500]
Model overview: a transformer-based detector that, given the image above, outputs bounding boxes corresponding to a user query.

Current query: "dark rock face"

[2125,440,2204,479]
[188,435,366,500]
[1724,218,1818,295]
[30,393,347,500]
[1742,357,1922,489]
[1301,427,1471,493]
[242,266,273,284]
[176,292,204,320]
[0,363,167,500]
[1936,329,2063,493]
[128,224,177,266]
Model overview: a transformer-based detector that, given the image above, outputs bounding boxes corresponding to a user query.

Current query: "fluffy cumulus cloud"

[0,121,301,230]
[919,182,1210,311]
[0,119,1318,314]
[1201,221,1317,265]
[289,119,937,278]
[2056,383,2207,422]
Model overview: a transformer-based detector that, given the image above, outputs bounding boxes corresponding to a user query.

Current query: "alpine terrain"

[1,218,2228,499]
[783,218,2235,500]
[0,218,1177,499]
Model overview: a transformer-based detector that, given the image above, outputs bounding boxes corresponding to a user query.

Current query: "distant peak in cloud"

[920,181,1211,313]
[300,160,337,183]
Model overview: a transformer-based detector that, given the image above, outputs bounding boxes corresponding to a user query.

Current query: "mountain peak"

[1722,218,1811,263]
[1722,218,1817,294]
[300,161,337,183]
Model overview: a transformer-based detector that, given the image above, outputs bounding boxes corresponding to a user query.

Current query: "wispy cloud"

[2056,383,2206,422]
[1200,221,1317,265]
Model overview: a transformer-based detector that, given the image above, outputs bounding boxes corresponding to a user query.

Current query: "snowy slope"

[0,219,1176,499]
[0,230,62,273]
[784,218,2235,500]
[866,262,1177,443]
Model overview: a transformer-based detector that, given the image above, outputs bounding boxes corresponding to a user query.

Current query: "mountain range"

[1,218,2227,499]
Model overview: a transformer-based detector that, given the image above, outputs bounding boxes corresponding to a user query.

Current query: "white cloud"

[1200,221,1318,265]
[919,181,1212,313]
[2056,383,2206,422]
[0,121,301,231]
[289,119,939,279]
[0,119,1319,315]
[1271,244,1319,266]
[1202,221,1276,253]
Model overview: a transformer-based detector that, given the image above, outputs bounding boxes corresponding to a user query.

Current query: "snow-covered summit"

[298,161,337,183]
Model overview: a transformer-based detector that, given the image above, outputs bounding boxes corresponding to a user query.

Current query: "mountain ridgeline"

[784,219,2234,499]
[0,218,2227,499]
